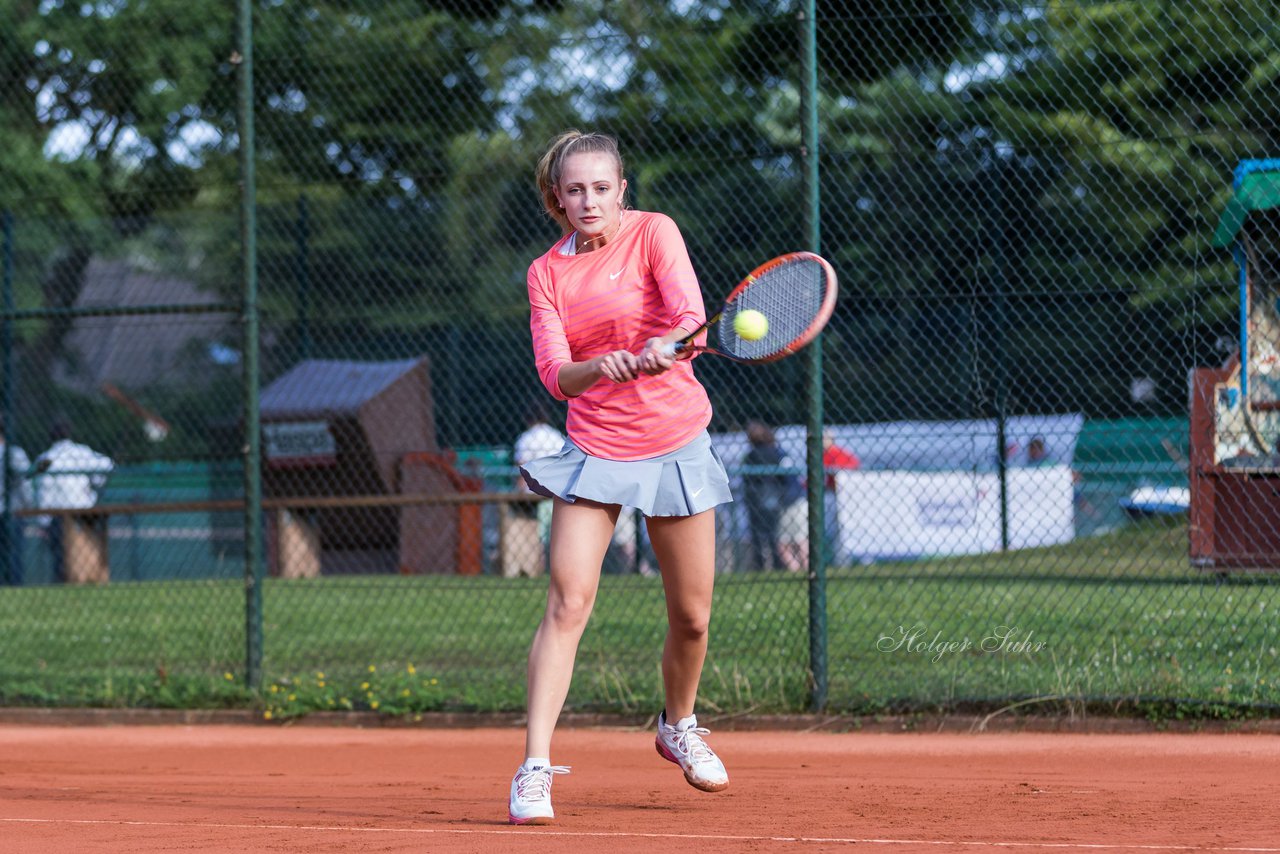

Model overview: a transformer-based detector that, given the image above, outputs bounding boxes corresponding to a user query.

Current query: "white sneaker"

[508,763,570,825]
[655,711,729,792]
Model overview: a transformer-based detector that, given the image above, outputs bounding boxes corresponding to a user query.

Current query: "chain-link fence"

[1,1,1278,719]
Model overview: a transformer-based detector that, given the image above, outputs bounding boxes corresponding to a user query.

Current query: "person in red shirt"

[822,430,860,562]
[822,430,861,490]
[509,130,733,825]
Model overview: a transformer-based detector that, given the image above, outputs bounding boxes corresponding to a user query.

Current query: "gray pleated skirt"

[519,430,734,517]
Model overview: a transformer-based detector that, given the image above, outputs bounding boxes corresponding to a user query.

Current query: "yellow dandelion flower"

[317,680,326,688]
[430,678,439,686]
[368,664,377,673]
[401,688,411,697]
[288,694,296,702]
[371,701,380,710]
[223,672,234,681]
[263,710,273,720]
[270,684,279,694]
[361,681,370,691]
[407,664,416,674]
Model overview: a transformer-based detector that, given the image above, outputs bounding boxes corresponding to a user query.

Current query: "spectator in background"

[777,490,809,573]
[610,506,655,576]
[0,418,33,585]
[33,418,114,584]
[514,400,566,484]
[741,421,789,571]
[1005,435,1052,467]
[506,401,566,578]
[520,402,653,578]
[822,429,860,564]
[822,429,861,488]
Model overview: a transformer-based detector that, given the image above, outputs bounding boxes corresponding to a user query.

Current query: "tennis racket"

[661,251,838,363]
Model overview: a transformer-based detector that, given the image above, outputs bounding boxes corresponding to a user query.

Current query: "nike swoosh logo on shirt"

[691,487,704,498]
[609,268,625,280]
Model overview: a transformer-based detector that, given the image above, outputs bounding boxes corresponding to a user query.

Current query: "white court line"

[2,817,1278,852]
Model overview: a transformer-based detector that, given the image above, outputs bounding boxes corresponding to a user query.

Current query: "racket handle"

[660,341,684,358]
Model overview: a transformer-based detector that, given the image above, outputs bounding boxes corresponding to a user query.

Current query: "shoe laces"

[515,765,570,802]
[670,725,717,764]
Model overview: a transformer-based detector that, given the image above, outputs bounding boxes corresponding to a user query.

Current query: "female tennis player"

[508,130,733,825]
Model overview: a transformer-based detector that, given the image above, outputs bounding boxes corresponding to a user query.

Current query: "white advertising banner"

[834,466,1075,561]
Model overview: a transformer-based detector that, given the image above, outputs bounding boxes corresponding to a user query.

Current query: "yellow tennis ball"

[734,309,768,341]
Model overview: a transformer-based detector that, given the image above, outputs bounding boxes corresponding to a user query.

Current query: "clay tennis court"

[3,718,1279,853]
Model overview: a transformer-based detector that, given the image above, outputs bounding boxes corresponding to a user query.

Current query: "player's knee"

[547,591,595,631]
[669,609,710,641]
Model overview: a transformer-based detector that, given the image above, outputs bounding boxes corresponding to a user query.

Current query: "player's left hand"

[639,338,677,375]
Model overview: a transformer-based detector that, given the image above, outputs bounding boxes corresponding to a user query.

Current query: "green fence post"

[990,159,1010,551]
[1,210,14,586]
[238,0,264,691]
[295,194,312,361]
[800,0,827,712]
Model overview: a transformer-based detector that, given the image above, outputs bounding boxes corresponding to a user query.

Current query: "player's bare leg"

[647,509,716,721]
[647,509,728,791]
[524,498,618,760]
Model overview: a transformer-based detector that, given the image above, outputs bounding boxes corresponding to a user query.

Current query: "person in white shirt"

[0,418,33,585]
[505,402,565,577]
[514,403,566,485]
[34,419,114,583]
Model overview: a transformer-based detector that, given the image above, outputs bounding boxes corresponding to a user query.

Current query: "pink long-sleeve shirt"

[527,210,713,461]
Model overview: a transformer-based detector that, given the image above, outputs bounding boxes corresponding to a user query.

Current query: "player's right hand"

[638,338,677,376]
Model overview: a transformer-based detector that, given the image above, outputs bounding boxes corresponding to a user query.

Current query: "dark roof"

[260,358,422,418]
[56,257,229,393]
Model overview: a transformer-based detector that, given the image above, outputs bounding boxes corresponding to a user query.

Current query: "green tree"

[794,2,1279,421]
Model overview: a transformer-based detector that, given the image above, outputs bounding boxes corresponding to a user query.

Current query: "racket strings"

[720,260,830,360]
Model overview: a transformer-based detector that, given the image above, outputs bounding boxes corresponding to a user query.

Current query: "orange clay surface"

[2,723,1279,853]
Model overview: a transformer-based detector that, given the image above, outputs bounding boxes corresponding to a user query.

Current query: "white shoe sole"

[655,739,729,792]
[509,810,555,825]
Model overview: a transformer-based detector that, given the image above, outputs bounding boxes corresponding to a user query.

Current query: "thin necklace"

[576,210,624,254]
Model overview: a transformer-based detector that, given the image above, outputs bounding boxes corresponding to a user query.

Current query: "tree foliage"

[0,0,1273,449]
